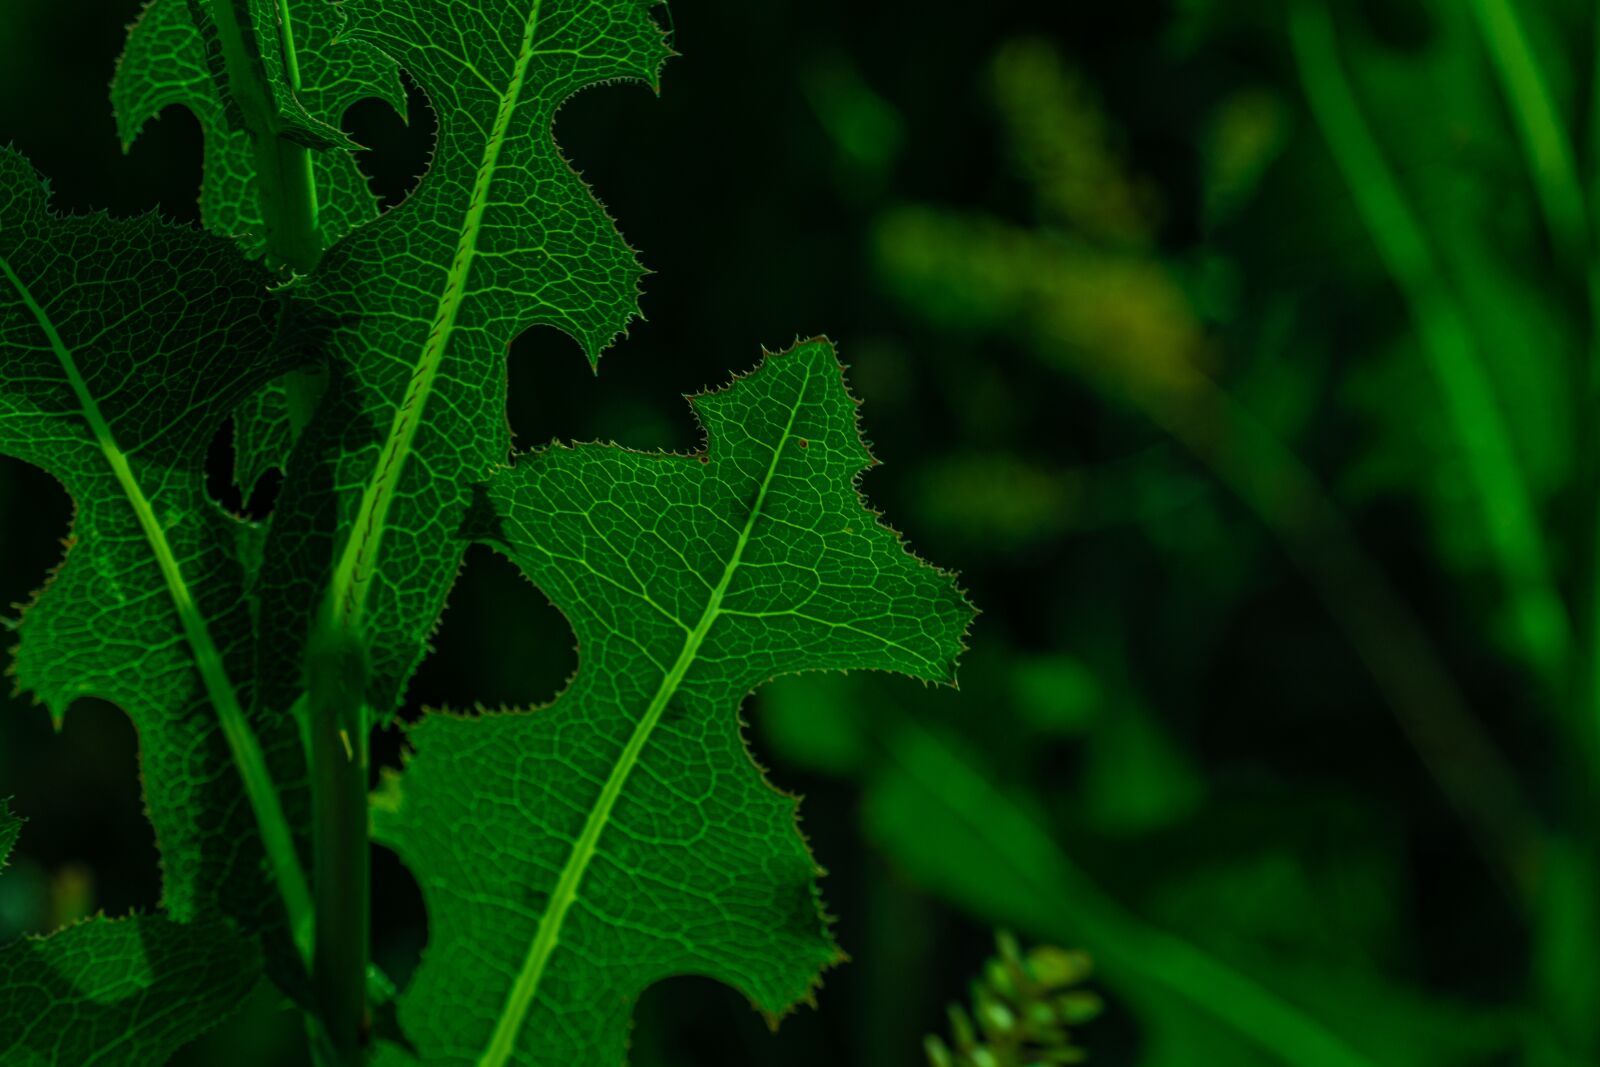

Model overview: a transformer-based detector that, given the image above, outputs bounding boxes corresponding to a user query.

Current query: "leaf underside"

[372,339,973,1066]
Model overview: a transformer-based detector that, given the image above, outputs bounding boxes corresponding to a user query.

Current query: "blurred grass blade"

[1290,0,1570,678]
[1465,0,1589,266]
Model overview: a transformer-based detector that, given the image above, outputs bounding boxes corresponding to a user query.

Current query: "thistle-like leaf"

[372,339,973,1065]
[0,914,262,1067]
[0,806,262,1065]
[255,0,672,717]
[0,147,306,959]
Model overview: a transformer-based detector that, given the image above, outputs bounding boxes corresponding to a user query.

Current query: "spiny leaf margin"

[371,338,973,1066]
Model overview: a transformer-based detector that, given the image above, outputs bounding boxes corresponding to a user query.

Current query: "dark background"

[0,0,1593,1064]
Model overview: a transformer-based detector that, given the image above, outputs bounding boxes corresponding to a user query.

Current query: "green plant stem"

[308,628,370,1065]
[207,0,323,453]
[1353,3,1600,1054]
[1290,0,1570,680]
[202,2,370,1058]
[1302,6,1599,1055]
[255,0,325,435]
[1583,0,1600,784]
[202,1,322,272]
[1466,0,1600,748]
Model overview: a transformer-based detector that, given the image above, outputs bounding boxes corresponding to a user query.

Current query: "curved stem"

[1467,0,1589,266]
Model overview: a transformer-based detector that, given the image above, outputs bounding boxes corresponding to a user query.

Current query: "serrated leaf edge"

[383,337,971,1064]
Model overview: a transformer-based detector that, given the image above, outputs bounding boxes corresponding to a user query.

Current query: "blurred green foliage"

[2,0,1597,1063]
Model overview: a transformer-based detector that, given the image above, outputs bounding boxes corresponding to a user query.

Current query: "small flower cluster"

[925,932,1102,1067]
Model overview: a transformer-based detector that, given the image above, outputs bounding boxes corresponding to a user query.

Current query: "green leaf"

[257,0,672,717]
[115,0,408,498]
[0,798,19,872]
[113,0,404,256]
[372,339,973,1065]
[0,147,309,960]
[0,915,262,1067]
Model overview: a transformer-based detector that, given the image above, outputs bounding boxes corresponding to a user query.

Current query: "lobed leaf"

[255,0,672,717]
[372,339,973,1065]
[0,147,305,963]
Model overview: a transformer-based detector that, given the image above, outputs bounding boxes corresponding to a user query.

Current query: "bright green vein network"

[372,339,974,1067]
[0,147,309,961]
[255,0,673,719]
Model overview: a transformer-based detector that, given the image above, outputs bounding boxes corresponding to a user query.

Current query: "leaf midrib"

[327,0,545,634]
[474,364,815,1067]
[0,249,313,954]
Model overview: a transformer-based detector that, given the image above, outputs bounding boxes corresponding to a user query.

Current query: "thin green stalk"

[260,0,325,435]
[1432,9,1600,1054]
[307,613,371,1065]
[1467,0,1589,267]
[1583,0,1600,800]
[203,1,322,272]
[1290,0,1570,679]
[1300,8,1597,1055]
[1466,0,1600,743]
